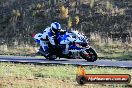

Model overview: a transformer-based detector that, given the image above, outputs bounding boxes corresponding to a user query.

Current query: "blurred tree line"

[0,0,132,48]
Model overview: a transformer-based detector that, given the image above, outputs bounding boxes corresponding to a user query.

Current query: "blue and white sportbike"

[32,31,97,62]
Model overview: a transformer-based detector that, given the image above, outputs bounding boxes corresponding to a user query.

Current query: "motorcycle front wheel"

[80,48,97,62]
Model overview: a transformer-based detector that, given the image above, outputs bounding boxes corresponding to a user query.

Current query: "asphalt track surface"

[0,55,132,68]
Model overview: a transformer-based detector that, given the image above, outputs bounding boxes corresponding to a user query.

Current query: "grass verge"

[0,62,132,88]
[91,38,132,60]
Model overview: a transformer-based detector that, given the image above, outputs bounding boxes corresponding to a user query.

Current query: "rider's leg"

[39,40,49,56]
[40,40,48,51]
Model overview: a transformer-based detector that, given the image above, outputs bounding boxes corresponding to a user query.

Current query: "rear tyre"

[45,54,57,60]
[38,46,57,60]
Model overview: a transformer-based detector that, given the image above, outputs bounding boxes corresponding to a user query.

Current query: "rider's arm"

[41,32,48,41]
[47,32,56,45]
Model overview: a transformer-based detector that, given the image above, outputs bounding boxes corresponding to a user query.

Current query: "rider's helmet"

[51,22,61,34]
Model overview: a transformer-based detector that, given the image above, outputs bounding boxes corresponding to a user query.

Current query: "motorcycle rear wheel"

[44,54,57,60]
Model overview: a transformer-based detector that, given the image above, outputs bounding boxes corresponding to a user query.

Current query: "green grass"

[0,62,132,88]
[92,41,132,60]
[0,62,132,80]
[98,52,132,60]
[0,63,75,80]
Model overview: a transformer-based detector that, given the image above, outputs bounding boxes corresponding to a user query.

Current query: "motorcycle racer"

[32,28,97,61]
[40,22,62,56]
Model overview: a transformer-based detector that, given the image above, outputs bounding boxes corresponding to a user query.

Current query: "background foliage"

[0,0,132,55]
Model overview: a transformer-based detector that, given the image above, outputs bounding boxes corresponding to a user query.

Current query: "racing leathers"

[40,27,61,56]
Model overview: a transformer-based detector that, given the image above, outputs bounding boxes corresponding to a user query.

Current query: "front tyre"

[87,48,97,62]
[80,48,97,62]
